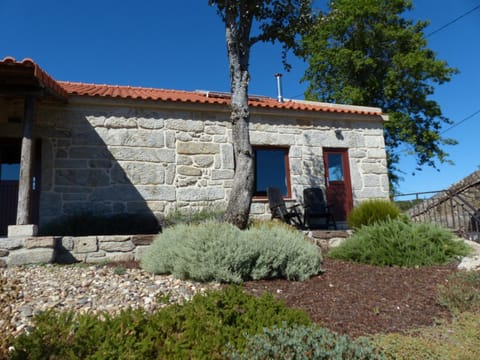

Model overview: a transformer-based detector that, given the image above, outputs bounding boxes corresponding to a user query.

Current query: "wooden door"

[323,148,353,221]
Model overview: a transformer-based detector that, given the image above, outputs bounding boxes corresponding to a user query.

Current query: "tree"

[298,0,458,189]
[209,0,314,228]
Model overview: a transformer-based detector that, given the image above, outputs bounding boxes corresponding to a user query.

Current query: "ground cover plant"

[327,219,472,267]
[227,323,384,359]
[372,312,480,360]
[163,207,225,228]
[141,220,322,283]
[10,286,313,359]
[437,270,480,314]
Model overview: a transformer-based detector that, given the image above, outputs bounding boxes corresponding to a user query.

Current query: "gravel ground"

[2,263,221,337]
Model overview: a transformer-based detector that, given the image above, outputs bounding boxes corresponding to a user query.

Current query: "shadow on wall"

[2,103,168,236]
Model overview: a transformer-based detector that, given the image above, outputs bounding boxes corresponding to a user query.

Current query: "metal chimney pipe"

[274,73,283,103]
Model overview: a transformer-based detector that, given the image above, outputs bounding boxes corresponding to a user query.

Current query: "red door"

[324,148,353,221]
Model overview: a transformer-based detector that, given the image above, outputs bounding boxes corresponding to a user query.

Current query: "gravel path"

[2,264,221,337]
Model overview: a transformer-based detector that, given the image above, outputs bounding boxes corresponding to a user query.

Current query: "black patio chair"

[266,187,303,227]
[303,187,336,230]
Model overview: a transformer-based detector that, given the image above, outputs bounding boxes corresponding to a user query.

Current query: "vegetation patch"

[372,312,480,360]
[437,270,480,314]
[164,207,225,228]
[9,286,311,360]
[328,219,472,267]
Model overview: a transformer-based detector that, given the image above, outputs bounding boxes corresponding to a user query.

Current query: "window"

[254,147,290,197]
[326,153,344,181]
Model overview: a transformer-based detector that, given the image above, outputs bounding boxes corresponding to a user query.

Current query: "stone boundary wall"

[0,234,155,268]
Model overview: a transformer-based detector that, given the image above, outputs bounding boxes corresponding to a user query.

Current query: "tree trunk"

[223,13,255,229]
[224,100,255,229]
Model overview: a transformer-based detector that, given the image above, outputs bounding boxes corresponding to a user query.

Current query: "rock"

[328,237,347,248]
[8,249,55,266]
[457,239,480,271]
[458,255,480,271]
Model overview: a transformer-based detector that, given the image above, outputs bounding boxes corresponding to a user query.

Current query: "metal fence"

[394,187,480,242]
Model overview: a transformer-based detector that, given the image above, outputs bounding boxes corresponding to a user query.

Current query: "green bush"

[327,219,472,267]
[347,199,403,229]
[141,220,322,283]
[437,270,480,314]
[245,222,322,281]
[10,286,311,360]
[227,323,385,359]
[38,212,160,236]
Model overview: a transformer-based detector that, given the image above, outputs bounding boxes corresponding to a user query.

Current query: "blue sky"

[1,0,479,198]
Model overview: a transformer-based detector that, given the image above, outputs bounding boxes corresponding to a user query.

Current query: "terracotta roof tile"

[1,57,383,117]
[60,82,382,116]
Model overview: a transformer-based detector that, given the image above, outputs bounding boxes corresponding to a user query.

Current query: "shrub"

[437,270,480,314]
[38,212,160,236]
[226,323,385,359]
[141,220,322,283]
[245,222,322,281]
[347,199,403,229]
[10,286,311,360]
[327,219,472,267]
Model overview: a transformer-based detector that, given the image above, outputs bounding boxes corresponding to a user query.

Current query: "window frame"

[253,146,292,199]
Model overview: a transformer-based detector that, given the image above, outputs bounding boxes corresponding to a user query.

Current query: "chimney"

[274,73,283,103]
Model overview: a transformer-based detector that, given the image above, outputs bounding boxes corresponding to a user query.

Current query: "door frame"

[323,147,353,221]
[0,138,41,235]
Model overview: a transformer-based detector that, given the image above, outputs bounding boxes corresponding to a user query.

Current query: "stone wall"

[0,234,154,267]
[1,97,389,228]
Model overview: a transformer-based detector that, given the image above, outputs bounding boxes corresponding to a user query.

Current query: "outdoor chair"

[266,187,303,227]
[303,187,337,230]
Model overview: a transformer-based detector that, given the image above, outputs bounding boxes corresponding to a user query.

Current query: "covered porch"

[0,57,68,237]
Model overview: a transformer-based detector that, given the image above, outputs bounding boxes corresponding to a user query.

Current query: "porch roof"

[0,57,68,101]
[1,57,383,117]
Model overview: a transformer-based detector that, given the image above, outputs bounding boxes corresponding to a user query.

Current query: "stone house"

[0,57,390,237]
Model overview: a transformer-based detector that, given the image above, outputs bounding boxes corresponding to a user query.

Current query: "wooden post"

[16,95,35,225]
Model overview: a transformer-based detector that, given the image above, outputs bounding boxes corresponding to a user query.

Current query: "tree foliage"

[209,0,314,228]
[298,0,458,187]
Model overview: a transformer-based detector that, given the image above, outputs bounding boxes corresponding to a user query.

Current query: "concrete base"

[8,224,38,238]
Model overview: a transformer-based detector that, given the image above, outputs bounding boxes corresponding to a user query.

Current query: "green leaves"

[298,0,458,188]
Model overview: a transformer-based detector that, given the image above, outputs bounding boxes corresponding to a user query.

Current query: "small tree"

[209,0,314,228]
[298,0,458,188]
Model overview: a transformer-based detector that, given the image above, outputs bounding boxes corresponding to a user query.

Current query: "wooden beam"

[16,95,35,225]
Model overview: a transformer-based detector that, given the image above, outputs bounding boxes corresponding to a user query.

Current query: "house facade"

[0,57,390,236]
